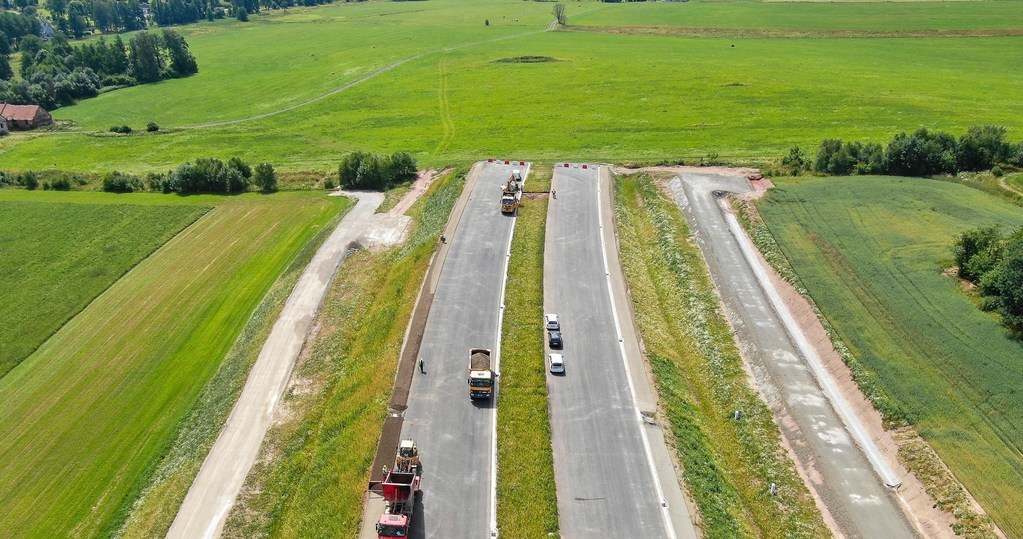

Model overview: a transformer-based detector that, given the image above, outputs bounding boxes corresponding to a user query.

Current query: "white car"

[544,313,560,331]
[548,353,565,374]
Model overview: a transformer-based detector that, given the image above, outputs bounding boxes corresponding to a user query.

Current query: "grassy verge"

[496,196,558,537]
[744,176,1019,536]
[614,173,826,538]
[0,193,347,538]
[115,203,351,538]
[523,163,552,193]
[0,197,209,378]
[222,169,461,537]
[377,182,413,213]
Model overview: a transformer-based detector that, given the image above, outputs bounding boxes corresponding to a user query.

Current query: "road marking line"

[595,167,678,539]
[490,162,531,538]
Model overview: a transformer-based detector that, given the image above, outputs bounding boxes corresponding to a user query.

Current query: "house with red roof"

[0,104,54,130]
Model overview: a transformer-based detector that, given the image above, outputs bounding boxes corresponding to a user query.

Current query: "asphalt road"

[545,165,696,539]
[168,192,385,539]
[669,173,916,539]
[399,161,525,539]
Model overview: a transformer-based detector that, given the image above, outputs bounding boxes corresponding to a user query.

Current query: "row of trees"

[952,226,1023,329]
[0,29,197,109]
[46,0,145,37]
[101,158,278,194]
[337,151,417,190]
[787,126,1023,177]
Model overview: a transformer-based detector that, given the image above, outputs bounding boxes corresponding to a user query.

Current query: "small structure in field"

[0,104,54,130]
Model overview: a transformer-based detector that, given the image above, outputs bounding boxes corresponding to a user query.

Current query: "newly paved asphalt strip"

[669,173,917,539]
[167,192,384,539]
[545,165,697,539]
[399,161,525,539]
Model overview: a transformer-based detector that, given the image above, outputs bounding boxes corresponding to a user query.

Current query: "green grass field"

[496,195,558,537]
[1,0,1022,171]
[223,170,460,537]
[0,194,208,378]
[756,176,1023,536]
[616,174,825,537]
[0,192,348,537]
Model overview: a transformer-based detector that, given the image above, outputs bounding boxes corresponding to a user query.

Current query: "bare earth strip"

[167,192,384,539]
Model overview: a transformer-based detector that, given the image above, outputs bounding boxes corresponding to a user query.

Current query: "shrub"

[338,150,418,190]
[254,163,277,193]
[109,125,132,134]
[147,122,160,132]
[44,176,72,191]
[885,129,957,176]
[22,171,38,190]
[957,126,1012,172]
[781,146,807,175]
[102,171,145,193]
[100,74,137,87]
[163,158,249,194]
[228,157,252,179]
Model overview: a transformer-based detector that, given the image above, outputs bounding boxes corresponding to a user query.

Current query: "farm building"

[0,115,8,135]
[0,104,54,130]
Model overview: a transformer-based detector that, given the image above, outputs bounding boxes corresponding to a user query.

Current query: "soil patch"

[493,55,558,63]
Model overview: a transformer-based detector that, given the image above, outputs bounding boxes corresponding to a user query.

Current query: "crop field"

[0,192,348,537]
[2,0,1022,171]
[0,193,208,378]
[223,171,459,538]
[756,176,1023,536]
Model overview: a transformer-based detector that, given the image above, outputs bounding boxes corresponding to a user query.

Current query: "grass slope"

[1,1,1022,170]
[223,170,460,538]
[0,192,347,537]
[0,196,208,378]
[496,195,558,537]
[756,176,1023,536]
[615,174,826,537]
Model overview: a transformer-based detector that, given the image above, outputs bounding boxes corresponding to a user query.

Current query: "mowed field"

[756,177,1023,536]
[0,192,348,537]
[1,0,1022,171]
[0,191,209,378]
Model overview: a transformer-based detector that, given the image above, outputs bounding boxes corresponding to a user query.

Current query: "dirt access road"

[168,190,404,539]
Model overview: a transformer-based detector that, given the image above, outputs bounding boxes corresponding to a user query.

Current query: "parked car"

[548,329,563,348]
[548,353,565,374]
[544,313,560,331]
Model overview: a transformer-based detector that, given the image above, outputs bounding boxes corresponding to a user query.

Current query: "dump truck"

[375,440,421,539]
[468,347,495,399]
[500,171,522,214]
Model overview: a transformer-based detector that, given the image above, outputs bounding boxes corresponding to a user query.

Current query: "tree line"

[0,29,197,110]
[952,226,1023,331]
[337,151,418,190]
[46,0,145,37]
[783,126,1023,177]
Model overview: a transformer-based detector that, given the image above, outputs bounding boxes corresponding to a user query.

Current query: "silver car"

[548,353,565,374]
